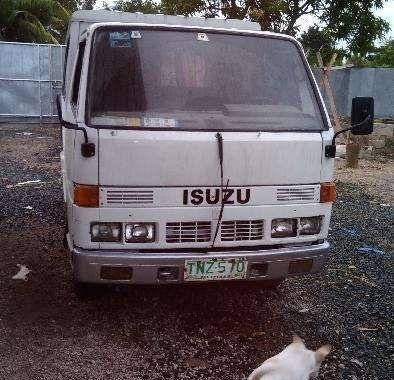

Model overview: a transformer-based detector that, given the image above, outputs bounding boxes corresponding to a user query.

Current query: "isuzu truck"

[58,10,373,291]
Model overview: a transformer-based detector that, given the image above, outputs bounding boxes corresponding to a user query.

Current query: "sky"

[375,0,394,39]
[96,0,394,40]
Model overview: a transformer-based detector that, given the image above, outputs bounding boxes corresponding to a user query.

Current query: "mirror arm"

[56,94,95,158]
[331,126,353,146]
[325,115,371,159]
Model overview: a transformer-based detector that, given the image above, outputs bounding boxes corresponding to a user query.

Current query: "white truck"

[58,10,374,291]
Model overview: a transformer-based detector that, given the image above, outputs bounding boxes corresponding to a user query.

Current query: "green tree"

[114,1,327,35]
[300,25,344,66]
[0,0,70,44]
[114,0,161,13]
[366,39,394,67]
[157,0,322,34]
[61,0,80,13]
[79,0,97,10]
[114,0,390,65]
[60,0,98,13]
[320,0,390,58]
[113,0,316,31]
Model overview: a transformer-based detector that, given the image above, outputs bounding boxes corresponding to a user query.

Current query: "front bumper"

[72,241,329,285]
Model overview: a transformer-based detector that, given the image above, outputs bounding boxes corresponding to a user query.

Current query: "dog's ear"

[292,334,304,344]
[315,345,331,363]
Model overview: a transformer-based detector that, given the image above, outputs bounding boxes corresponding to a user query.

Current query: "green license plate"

[184,258,248,282]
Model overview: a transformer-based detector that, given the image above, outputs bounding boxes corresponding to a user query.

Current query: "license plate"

[184,258,248,282]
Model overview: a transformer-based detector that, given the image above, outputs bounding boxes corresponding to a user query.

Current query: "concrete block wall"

[312,67,394,119]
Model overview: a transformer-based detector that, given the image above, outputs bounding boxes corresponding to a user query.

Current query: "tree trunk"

[346,140,361,168]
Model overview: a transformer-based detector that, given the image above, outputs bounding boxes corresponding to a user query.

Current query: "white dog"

[248,335,331,380]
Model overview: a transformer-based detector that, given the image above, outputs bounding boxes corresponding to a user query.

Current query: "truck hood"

[98,130,323,187]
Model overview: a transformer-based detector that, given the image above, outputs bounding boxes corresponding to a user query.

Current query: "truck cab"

[59,10,337,287]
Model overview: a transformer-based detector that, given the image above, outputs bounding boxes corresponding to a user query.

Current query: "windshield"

[88,28,325,131]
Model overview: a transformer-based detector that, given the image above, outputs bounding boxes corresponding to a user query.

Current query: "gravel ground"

[0,124,392,380]
[335,154,394,204]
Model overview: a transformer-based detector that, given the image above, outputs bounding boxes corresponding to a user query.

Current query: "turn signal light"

[320,183,336,203]
[74,184,99,207]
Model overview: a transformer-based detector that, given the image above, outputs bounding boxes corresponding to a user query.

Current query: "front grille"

[166,221,211,243]
[277,187,316,202]
[106,190,154,205]
[220,220,264,241]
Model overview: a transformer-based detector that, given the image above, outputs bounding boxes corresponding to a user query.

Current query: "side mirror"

[325,96,375,158]
[351,97,374,135]
[56,94,95,158]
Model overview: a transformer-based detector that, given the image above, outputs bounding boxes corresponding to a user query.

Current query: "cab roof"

[70,10,261,32]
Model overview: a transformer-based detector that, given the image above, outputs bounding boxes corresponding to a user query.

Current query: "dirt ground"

[0,125,392,380]
[335,154,394,204]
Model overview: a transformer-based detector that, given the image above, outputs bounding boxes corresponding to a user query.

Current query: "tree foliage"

[319,1,390,58]
[365,39,394,67]
[300,25,343,66]
[114,0,391,65]
[114,0,324,34]
[0,0,70,43]
[114,0,161,13]
[299,1,390,66]
[1,0,389,61]
[61,0,98,13]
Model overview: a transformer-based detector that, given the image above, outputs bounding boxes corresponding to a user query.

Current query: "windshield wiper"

[212,133,229,248]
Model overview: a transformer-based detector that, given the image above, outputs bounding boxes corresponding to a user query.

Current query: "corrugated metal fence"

[0,41,65,123]
[0,41,392,123]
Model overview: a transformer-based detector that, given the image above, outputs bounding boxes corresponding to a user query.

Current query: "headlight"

[271,218,297,238]
[125,223,155,243]
[91,222,121,242]
[299,216,321,235]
